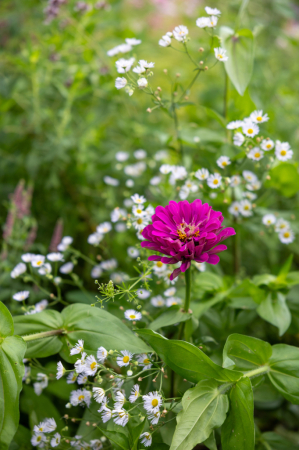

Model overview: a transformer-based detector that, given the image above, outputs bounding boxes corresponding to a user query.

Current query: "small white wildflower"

[137,288,150,299]
[129,384,140,403]
[228,201,241,217]
[214,47,228,61]
[275,218,290,233]
[143,391,162,413]
[56,362,65,380]
[242,122,259,138]
[233,132,245,146]
[194,168,209,180]
[47,252,64,262]
[13,290,30,301]
[70,389,91,407]
[262,214,276,226]
[217,156,231,169]
[50,433,61,447]
[261,139,274,151]
[173,25,189,41]
[227,120,243,130]
[112,409,129,427]
[93,387,106,403]
[44,418,57,432]
[279,229,295,244]
[10,262,26,279]
[230,175,241,187]
[247,147,264,161]
[38,263,52,275]
[250,110,269,123]
[70,339,84,355]
[124,309,142,321]
[131,194,146,204]
[67,372,78,384]
[151,295,165,307]
[87,232,103,246]
[127,246,140,258]
[196,17,211,28]
[207,173,222,189]
[97,346,108,363]
[116,350,133,367]
[239,200,253,217]
[31,255,45,268]
[140,432,152,447]
[115,77,127,89]
[84,355,99,376]
[205,6,221,15]
[159,35,172,47]
[137,77,148,88]
[60,262,74,274]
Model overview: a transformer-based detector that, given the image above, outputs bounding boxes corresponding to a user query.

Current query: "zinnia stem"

[183,266,192,313]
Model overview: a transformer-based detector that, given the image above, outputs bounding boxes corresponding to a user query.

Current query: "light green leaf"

[257,292,291,336]
[170,380,229,450]
[193,272,224,292]
[203,432,218,450]
[149,306,192,331]
[220,27,255,95]
[278,255,293,276]
[223,334,272,370]
[0,302,26,450]
[228,279,265,309]
[137,329,242,383]
[221,377,255,450]
[264,163,299,197]
[268,344,299,404]
[97,428,129,450]
[191,292,228,318]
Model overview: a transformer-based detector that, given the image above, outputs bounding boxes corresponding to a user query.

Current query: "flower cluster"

[31,418,60,448]
[262,215,295,244]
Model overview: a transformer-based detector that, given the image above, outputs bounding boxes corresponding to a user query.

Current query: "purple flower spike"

[141,199,235,280]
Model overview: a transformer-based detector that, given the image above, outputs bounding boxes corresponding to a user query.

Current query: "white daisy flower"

[227,120,243,130]
[207,173,222,189]
[93,387,106,403]
[247,147,264,161]
[148,410,160,425]
[153,261,166,273]
[57,236,73,251]
[112,409,129,427]
[21,253,36,263]
[138,60,154,70]
[275,218,290,233]
[233,132,245,146]
[97,346,108,363]
[217,156,231,169]
[70,389,91,407]
[145,205,154,216]
[230,175,241,187]
[194,168,209,180]
[143,391,162,413]
[242,122,259,138]
[114,391,126,409]
[150,176,161,185]
[250,110,269,123]
[60,262,74,274]
[13,290,30,301]
[137,289,150,299]
[35,299,48,313]
[91,264,103,278]
[275,142,293,161]
[98,396,109,412]
[77,374,88,384]
[133,65,146,74]
[246,180,261,191]
[137,78,148,88]
[124,309,142,321]
[208,15,218,27]
[132,215,150,231]
[243,191,257,201]
[125,38,141,46]
[159,164,173,174]
[33,421,47,433]
[47,252,64,262]
[184,180,198,192]
[173,25,188,42]
[87,232,103,246]
[97,222,112,234]
[129,384,140,403]
[140,432,152,447]
[101,408,112,423]
[116,44,133,54]
[56,362,65,380]
[104,176,119,186]
[44,418,57,432]
[166,297,182,307]
[228,201,241,217]
[214,47,228,61]
[279,229,295,244]
[70,339,84,355]
[100,258,118,270]
[31,255,45,268]
[194,262,206,272]
[262,214,276,226]
[38,263,52,275]
[164,287,176,297]
[261,139,274,151]
[74,352,87,374]
[159,35,172,47]
[131,194,146,204]
[84,355,99,376]
[239,200,253,217]
[115,77,127,90]
[116,350,133,367]
[67,372,77,384]
[50,433,61,447]
[115,151,129,162]
[196,17,211,28]
[31,432,46,447]
[36,373,48,388]
[115,57,135,74]
[137,354,152,370]
[243,170,258,184]
[127,247,140,260]
[10,262,26,279]
[205,6,221,15]
[151,295,165,307]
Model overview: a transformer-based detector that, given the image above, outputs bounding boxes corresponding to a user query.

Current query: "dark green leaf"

[127,419,145,449]
[257,293,291,336]
[170,380,229,450]
[268,344,299,404]
[203,432,218,450]
[20,386,61,430]
[223,334,272,370]
[258,432,299,450]
[228,279,265,309]
[149,306,192,331]
[137,329,242,383]
[97,428,129,450]
[221,377,254,450]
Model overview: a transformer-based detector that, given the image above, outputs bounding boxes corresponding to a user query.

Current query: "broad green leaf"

[228,279,265,309]
[127,419,145,449]
[193,272,224,292]
[252,274,276,287]
[257,292,291,336]
[137,329,242,383]
[285,271,299,287]
[97,428,129,450]
[170,380,229,450]
[60,304,150,362]
[220,27,255,95]
[258,432,299,450]
[14,310,63,358]
[223,334,272,370]
[203,432,218,450]
[268,344,299,404]
[191,292,228,318]
[149,306,192,331]
[65,290,96,304]
[8,424,31,450]
[221,377,254,450]
[14,304,150,362]
[20,386,60,430]
[0,302,26,450]
[264,163,299,197]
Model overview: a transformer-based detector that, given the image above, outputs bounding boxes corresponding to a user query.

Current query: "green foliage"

[264,163,299,197]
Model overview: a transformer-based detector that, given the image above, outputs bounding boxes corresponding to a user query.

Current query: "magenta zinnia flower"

[141,200,235,280]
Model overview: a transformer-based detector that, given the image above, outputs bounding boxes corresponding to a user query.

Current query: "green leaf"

[199,106,226,128]
[0,302,26,450]
[151,445,170,450]
[14,310,63,358]
[97,428,129,450]
[264,163,299,197]
[137,329,242,383]
[268,344,299,404]
[8,425,31,450]
[220,27,255,95]
[170,380,229,450]
[193,272,224,292]
[257,292,291,336]
[223,334,272,370]
[228,279,265,309]
[127,419,145,449]
[20,386,61,430]
[191,292,228,318]
[258,432,299,450]
[149,306,192,331]
[221,378,254,450]
[65,290,96,304]
[14,304,150,362]
[278,255,293,276]
[203,432,218,450]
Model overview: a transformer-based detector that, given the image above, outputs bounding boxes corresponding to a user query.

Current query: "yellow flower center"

[254,152,260,158]
[213,179,219,185]
[123,356,130,363]
[152,399,159,407]
[39,427,43,431]
[129,314,136,319]
[37,436,42,442]
[284,232,290,238]
[280,150,287,156]
[137,219,143,224]
[119,411,126,417]
[248,128,253,134]
[78,395,85,401]
[90,362,97,370]
[36,261,42,266]
[136,209,142,214]
[218,54,223,58]
[266,143,272,149]
[156,261,163,268]
[256,116,262,121]
[143,358,151,364]
[145,434,151,440]
[244,206,249,210]
[222,161,227,166]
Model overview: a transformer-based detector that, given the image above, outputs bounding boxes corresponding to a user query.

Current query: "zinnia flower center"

[177,222,200,242]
